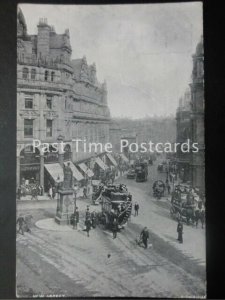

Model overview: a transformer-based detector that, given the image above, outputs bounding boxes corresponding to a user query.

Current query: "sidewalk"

[18,188,86,202]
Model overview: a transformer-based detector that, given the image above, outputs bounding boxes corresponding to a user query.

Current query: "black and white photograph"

[16,2,205,298]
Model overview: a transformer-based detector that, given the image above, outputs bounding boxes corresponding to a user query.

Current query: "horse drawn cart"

[98,184,132,230]
[170,185,205,227]
[152,180,165,200]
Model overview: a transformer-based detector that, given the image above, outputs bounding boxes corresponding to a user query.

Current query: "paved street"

[16,160,206,298]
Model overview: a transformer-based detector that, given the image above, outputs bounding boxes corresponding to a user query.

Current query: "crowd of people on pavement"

[17,182,45,200]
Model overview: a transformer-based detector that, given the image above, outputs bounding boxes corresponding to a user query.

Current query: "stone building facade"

[17,7,111,190]
[175,36,204,192]
[175,88,192,183]
[190,36,205,192]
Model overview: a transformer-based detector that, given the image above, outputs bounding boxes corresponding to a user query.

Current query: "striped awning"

[120,153,129,162]
[78,163,94,177]
[44,163,64,182]
[95,157,108,170]
[64,161,84,181]
[106,153,118,166]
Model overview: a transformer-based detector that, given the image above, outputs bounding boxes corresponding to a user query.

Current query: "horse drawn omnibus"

[98,184,132,230]
[135,161,148,182]
[170,184,205,227]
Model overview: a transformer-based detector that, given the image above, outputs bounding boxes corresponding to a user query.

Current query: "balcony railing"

[17,56,74,72]
[17,78,72,91]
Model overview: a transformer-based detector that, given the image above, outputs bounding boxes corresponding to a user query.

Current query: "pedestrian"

[83,186,87,199]
[17,215,25,235]
[140,227,149,249]
[112,218,118,239]
[177,219,183,243]
[17,185,21,200]
[52,186,56,200]
[134,202,139,216]
[86,206,91,219]
[85,218,91,237]
[40,185,44,196]
[48,185,53,199]
[91,211,97,229]
[165,180,171,194]
[72,207,79,229]
[31,187,38,201]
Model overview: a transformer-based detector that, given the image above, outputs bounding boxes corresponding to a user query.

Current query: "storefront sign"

[21,165,40,171]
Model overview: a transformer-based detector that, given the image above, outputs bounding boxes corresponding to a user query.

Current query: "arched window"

[31,68,36,80]
[51,71,55,82]
[22,67,29,79]
[44,70,48,81]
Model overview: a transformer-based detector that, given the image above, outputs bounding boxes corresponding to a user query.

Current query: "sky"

[20,3,203,119]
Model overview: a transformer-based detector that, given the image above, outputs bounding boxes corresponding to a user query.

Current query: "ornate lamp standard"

[73,181,79,229]
[56,175,61,213]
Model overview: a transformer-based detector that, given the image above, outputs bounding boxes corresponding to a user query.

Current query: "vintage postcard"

[16,2,205,297]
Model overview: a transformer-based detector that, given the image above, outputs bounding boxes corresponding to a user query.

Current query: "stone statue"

[63,162,73,189]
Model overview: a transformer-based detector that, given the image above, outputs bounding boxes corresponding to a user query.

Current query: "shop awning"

[95,157,108,171]
[44,163,64,182]
[78,163,94,177]
[106,153,118,166]
[64,161,84,181]
[120,153,129,162]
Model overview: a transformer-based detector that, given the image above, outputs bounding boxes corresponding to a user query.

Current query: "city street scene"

[16,3,205,298]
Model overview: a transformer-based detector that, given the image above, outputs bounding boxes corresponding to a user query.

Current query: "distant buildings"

[113,117,176,146]
[17,7,113,190]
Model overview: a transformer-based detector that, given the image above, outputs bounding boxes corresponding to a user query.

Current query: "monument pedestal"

[55,189,74,225]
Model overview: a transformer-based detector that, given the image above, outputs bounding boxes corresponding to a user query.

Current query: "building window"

[45,70,48,81]
[31,69,36,80]
[46,119,53,137]
[51,71,55,82]
[25,96,33,109]
[22,67,29,79]
[24,119,33,137]
[46,95,53,109]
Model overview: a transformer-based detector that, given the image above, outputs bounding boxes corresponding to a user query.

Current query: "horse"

[182,206,195,225]
[195,209,205,229]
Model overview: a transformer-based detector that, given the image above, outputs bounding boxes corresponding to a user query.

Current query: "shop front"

[19,145,41,195]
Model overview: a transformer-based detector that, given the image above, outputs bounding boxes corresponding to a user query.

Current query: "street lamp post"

[73,182,79,229]
[56,175,61,213]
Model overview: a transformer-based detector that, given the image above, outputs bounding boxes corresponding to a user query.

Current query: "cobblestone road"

[16,161,206,298]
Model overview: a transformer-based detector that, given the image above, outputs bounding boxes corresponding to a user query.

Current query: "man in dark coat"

[140,227,149,249]
[112,218,118,239]
[85,218,91,237]
[134,202,139,216]
[91,211,97,229]
[177,220,183,243]
[72,207,79,229]
[83,186,87,198]
[17,216,25,235]
[17,186,21,200]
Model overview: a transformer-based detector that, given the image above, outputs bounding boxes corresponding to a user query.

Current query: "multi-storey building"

[190,36,205,192]
[17,7,112,190]
[175,88,192,182]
